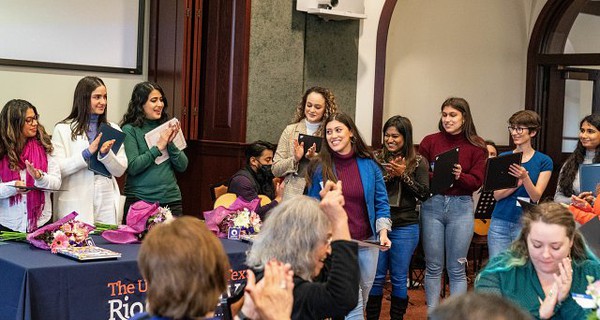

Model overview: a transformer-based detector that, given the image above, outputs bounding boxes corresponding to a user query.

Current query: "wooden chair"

[209,181,229,202]
[213,193,271,209]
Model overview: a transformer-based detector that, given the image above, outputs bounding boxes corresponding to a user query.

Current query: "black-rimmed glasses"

[507,126,528,134]
[25,114,39,125]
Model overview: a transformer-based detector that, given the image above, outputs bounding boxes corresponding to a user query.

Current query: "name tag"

[572,293,595,309]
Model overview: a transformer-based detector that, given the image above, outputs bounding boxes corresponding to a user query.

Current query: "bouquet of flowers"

[101,200,174,244]
[204,196,262,238]
[587,276,600,320]
[0,212,95,253]
[217,207,262,236]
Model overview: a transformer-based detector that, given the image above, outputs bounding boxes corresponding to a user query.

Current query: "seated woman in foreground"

[130,216,293,320]
[245,181,359,320]
[475,202,600,319]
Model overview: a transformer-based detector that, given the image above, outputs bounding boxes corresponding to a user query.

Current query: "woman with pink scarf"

[0,99,61,232]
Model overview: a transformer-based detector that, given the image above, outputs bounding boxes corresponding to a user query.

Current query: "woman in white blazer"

[52,76,127,225]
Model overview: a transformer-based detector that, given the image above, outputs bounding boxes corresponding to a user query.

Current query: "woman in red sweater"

[418,97,487,312]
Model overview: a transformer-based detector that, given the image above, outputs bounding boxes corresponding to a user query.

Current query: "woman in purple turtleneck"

[306,112,391,319]
[51,76,127,226]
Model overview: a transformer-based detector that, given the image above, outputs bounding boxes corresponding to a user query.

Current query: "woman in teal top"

[120,82,188,220]
[476,202,600,319]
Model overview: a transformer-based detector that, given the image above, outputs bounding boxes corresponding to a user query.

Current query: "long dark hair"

[120,81,169,128]
[61,76,108,140]
[306,112,374,185]
[380,115,418,175]
[437,97,486,149]
[558,114,600,196]
[0,99,53,170]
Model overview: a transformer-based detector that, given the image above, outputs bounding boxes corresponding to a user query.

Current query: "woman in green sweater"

[120,82,188,220]
[475,202,600,319]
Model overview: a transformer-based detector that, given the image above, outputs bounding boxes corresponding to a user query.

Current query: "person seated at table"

[429,292,530,320]
[0,99,61,232]
[130,216,294,320]
[566,183,600,225]
[475,202,600,319]
[245,181,360,320]
[228,140,284,218]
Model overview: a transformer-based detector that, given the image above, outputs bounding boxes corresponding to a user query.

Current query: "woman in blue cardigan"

[306,112,391,320]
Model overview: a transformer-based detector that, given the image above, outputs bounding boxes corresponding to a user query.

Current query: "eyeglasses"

[25,114,39,125]
[507,126,529,134]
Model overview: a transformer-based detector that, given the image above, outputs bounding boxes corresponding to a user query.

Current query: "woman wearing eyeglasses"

[488,110,553,259]
[0,99,61,232]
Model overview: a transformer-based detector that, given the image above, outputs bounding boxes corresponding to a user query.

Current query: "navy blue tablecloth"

[0,235,249,320]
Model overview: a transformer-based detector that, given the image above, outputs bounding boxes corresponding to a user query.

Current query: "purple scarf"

[0,138,48,232]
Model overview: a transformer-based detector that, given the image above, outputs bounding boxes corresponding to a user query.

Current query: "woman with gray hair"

[245,181,359,320]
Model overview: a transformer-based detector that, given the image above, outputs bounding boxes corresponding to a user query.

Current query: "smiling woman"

[52,76,127,226]
[476,202,600,320]
[0,99,61,233]
[120,81,188,221]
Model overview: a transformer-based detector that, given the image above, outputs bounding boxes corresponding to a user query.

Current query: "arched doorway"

[526,0,600,197]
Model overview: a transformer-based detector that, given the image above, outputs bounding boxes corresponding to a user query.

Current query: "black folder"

[579,164,600,195]
[88,123,125,177]
[483,152,523,191]
[298,133,322,155]
[430,147,459,194]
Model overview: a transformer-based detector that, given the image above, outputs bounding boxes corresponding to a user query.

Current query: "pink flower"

[50,231,69,253]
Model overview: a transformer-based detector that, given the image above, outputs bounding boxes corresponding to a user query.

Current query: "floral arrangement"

[217,207,262,237]
[587,276,600,320]
[101,201,174,244]
[0,212,95,253]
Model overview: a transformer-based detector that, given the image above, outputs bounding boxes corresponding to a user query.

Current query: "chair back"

[210,181,229,202]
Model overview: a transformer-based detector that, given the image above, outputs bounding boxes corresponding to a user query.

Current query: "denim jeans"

[488,218,522,259]
[370,223,420,299]
[420,195,473,311]
[345,243,379,320]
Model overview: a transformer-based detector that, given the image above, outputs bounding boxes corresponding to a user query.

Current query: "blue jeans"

[420,195,473,311]
[370,223,420,299]
[488,218,522,259]
[345,243,379,320]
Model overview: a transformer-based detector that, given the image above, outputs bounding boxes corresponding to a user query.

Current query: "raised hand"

[293,139,304,163]
[88,132,103,154]
[306,143,318,159]
[100,139,115,155]
[25,159,42,180]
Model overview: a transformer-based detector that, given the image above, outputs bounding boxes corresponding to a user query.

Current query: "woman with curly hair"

[272,86,337,198]
[52,76,127,226]
[554,114,600,204]
[0,99,61,232]
[120,81,188,220]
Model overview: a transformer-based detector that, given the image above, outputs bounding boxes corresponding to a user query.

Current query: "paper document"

[144,118,187,165]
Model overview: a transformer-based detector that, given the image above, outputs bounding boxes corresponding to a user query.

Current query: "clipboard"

[298,133,322,155]
[9,185,66,192]
[88,123,125,177]
[483,152,523,191]
[430,147,459,194]
[579,164,600,196]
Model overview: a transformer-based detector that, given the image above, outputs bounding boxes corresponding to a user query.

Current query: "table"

[0,236,249,320]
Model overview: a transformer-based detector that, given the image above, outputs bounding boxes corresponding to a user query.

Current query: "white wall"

[357,0,547,145]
